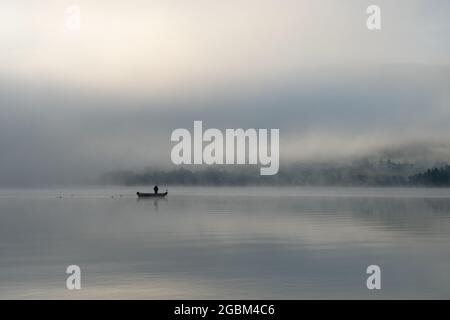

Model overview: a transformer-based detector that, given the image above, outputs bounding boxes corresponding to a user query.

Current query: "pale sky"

[0,0,449,185]
[1,0,449,94]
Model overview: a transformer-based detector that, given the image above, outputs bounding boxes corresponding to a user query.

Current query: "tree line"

[100,161,450,187]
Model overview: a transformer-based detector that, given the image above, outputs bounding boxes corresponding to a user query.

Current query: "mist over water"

[1,0,450,301]
[1,1,450,186]
[1,187,450,299]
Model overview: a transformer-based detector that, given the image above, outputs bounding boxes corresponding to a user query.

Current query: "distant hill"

[101,159,433,186]
[409,166,450,186]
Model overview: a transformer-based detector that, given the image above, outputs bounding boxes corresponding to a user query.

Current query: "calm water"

[1,186,450,299]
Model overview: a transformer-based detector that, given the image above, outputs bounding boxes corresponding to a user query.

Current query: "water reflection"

[136,197,168,213]
[1,187,450,299]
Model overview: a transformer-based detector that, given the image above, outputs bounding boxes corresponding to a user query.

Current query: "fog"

[0,1,449,186]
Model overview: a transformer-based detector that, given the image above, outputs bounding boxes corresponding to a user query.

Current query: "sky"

[0,0,449,186]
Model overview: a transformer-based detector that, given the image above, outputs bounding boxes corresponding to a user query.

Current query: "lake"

[1,186,450,299]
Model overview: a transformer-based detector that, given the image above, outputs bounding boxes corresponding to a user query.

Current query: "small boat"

[137,191,168,198]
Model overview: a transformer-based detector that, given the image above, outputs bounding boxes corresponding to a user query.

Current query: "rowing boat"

[136,191,168,198]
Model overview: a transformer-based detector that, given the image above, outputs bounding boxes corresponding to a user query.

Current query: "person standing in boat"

[153,185,159,194]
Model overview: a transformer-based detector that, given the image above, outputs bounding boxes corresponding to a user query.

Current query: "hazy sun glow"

[2,0,448,96]
[1,0,450,185]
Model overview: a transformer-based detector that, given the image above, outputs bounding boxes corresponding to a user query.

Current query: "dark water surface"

[1,187,450,299]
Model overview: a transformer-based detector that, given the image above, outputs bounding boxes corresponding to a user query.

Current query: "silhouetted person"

[154,185,159,194]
